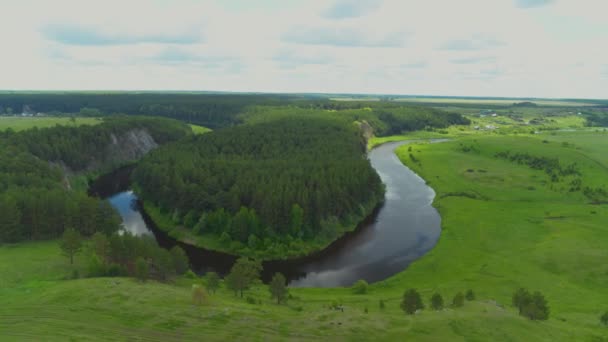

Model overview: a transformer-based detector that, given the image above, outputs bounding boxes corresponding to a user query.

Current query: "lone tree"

[170,246,189,275]
[452,292,465,308]
[59,228,82,264]
[206,271,220,294]
[601,311,608,326]
[225,257,262,297]
[431,293,444,310]
[135,257,149,282]
[512,288,549,320]
[401,289,424,315]
[269,272,289,304]
[465,289,475,301]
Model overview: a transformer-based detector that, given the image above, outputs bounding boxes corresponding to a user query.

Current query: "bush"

[401,289,424,315]
[351,279,369,294]
[512,288,549,321]
[379,300,385,310]
[184,269,197,279]
[601,311,608,326]
[465,289,475,301]
[431,293,444,310]
[452,292,465,308]
[246,296,257,305]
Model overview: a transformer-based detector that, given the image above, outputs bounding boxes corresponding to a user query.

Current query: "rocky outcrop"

[106,129,158,163]
[52,128,160,185]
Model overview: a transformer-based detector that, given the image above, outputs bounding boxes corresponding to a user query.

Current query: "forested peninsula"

[132,116,385,259]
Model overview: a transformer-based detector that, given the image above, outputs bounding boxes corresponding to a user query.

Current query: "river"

[104,140,443,287]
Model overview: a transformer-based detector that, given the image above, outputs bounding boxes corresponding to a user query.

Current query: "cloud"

[283,26,406,47]
[273,50,333,69]
[399,62,427,69]
[451,56,497,64]
[458,68,503,81]
[441,35,505,50]
[323,0,383,19]
[42,25,202,46]
[515,0,555,9]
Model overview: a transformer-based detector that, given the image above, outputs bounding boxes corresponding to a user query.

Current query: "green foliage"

[401,289,424,315]
[465,289,475,301]
[601,311,608,326]
[225,257,262,297]
[206,271,220,294]
[452,292,465,308]
[379,299,385,310]
[59,228,82,264]
[512,288,549,321]
[135,257,149,282]
[351,279,369,295]
[170,246,189,275]
[0,116,187,245]
[133,117,384,257]
[431,293,444,310]
[269,273,289,304]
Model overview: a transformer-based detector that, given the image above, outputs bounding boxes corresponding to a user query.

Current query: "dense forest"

[0,93,470,134]
[0,117,191,243]
[0,93,305,128]
[132,116,385,258]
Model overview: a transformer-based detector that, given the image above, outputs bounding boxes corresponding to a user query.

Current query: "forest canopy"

[132,116,385,258]
[0,117,190,244]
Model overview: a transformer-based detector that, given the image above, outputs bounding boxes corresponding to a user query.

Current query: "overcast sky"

[1,0,607,98]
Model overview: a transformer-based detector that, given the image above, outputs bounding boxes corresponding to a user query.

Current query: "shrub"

[401,289,424,315]
[601,311,608,326]
[192,284,207,306]
[379,300,385,310]
[465,289,475,301]
[512,288,549,320]
[431,293,444,310]
[452,292,465,308]
[351,279,369,295]
[246,296,257,305]
[184,269,197,279]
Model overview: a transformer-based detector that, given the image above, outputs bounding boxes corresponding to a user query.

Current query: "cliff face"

[106,129,158,164]
[57,128,160,190]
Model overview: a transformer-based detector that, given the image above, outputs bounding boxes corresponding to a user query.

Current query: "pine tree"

[269,273,289,304]
[59,228,82,264]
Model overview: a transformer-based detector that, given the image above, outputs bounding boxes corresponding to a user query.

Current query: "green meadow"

[2,129,607,340]
[188,123,212,135]
[0,117,100,131]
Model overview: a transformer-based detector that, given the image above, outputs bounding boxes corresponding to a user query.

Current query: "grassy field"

[1,240,597,341]
[0,117,100,131]
[2,123,608,340]
[188,124,212,135]
[330,96,599,106]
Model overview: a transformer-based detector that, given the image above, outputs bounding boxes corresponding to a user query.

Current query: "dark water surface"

[104,141,443,287]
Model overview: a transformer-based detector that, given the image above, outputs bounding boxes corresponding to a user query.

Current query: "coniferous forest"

[0,117,190,243]
[132,116,385,258]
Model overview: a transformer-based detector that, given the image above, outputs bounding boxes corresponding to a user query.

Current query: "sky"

[1,0,607,98]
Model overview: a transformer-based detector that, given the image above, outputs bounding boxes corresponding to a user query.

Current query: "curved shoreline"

[96,139,445,285]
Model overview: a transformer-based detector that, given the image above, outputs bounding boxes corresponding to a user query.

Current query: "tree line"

[0,93,470,134]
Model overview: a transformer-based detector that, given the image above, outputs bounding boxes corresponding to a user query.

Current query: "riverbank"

[380,131,608,338]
